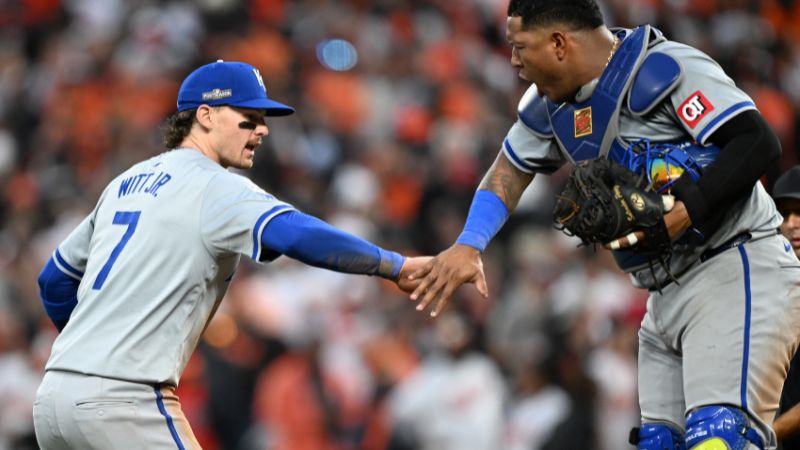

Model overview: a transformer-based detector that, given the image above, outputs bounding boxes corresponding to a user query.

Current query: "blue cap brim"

[234,98,295,116]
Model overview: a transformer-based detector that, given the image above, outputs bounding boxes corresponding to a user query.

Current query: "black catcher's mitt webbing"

[553,158,671,256]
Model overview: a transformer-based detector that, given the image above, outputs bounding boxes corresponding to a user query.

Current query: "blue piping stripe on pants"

[154,386,186,450]
[738,245,752,411]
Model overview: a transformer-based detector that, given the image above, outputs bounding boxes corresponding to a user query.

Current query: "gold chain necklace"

[606,35,620,67]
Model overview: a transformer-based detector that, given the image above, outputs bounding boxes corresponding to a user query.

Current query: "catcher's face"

[506,16,575,103]
[210,106,268,169]
[779,198,800,258]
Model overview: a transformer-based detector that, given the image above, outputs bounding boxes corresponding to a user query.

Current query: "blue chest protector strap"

[549,26,650,163]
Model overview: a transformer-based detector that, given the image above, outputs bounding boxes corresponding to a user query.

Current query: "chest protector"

[518,26,719,272]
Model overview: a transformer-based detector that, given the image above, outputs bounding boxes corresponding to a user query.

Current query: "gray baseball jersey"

[502,28,800,448]
[45,148,294,386]
[503,34,782,288]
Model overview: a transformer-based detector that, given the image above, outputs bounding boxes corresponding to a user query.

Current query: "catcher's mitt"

[553,158,673,256]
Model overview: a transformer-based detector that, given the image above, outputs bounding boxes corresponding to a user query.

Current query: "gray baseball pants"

[638,233,800,449]
[33,370,201,449]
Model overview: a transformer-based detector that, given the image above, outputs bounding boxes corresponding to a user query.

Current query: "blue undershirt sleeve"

[38,257,80,331]
[261,211,405,279]
[455,189,510,252]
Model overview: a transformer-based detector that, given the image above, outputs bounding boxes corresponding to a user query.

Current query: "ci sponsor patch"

[678,91,714,129]
[574,107,592,138]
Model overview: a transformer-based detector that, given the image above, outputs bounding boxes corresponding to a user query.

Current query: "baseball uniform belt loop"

[699,231,752,263]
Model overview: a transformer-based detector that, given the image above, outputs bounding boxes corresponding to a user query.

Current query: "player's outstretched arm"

[409,152,533,317]
[477,151,535,210]
[261,211,423,285]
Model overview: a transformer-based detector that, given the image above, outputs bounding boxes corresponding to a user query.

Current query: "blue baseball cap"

[177,60,294,116]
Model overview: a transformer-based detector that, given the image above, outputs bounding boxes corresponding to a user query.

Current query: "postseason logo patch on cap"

[202,88,233,101]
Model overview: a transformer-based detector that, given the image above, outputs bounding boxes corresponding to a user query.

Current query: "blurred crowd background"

[1,0,799,449]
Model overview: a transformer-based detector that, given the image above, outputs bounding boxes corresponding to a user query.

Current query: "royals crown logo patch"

[574,107,592,138]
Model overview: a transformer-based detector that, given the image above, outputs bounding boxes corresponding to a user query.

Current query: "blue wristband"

[455,190,509,252]
[378,248,406,280]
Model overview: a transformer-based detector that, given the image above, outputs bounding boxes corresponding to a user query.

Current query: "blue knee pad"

[630,423,686,449]
[685,406,764,450]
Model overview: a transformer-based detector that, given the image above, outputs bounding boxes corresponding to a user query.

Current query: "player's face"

[779,198,800,258]
[506,16,573,103]
[212,106,269,169]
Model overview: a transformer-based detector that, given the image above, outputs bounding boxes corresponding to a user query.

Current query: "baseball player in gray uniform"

[407,1,800,449]
[33,60,428,449]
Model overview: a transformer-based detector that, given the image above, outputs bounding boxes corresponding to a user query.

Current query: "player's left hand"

[394,256,433,293]
[604,197,692,249]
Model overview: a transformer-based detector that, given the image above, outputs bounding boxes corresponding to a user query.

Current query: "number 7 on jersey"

[93,211,141,290]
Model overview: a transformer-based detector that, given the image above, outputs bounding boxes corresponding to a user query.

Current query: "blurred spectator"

[0,300,45,450]
[252,336,355,450]
[502,355,570,450]
[387,310,506,450]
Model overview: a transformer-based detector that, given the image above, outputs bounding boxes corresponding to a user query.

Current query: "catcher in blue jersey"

[33,60,429,450]
[408,1,800,449]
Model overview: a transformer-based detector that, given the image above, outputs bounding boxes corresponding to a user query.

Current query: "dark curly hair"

[162,109,196,149]
[507,0,604,30]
